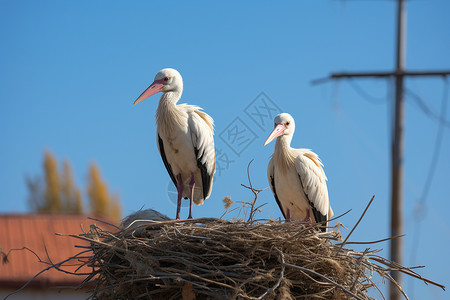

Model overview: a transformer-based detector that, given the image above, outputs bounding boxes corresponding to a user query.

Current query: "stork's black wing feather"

[194,147,212,199]
[270,175,286,219]
[158,135,177,188]
[298,175,327,232]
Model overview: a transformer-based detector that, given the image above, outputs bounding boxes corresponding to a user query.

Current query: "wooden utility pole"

[390,1,405,298]
[312,0,450,299]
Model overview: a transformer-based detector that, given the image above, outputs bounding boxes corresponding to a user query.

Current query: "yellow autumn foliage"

[27,151,121,220]
[87,162,122,221]
[43,151,61,213]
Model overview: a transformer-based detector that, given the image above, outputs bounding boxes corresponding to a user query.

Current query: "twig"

[328,209,352,222]
[385,272,410,300]
[368,256,446,290]
[1,247,42,265]
[3,250,91,299]
[350,248,369,292]
[283,262,364,300]
[340,195,375,248]
[253,249,285,299]
[87,216,120,230]
[340,234,405,245]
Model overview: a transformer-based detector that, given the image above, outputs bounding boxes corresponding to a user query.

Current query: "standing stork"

[134,68,215,220]
[264,113,333,231]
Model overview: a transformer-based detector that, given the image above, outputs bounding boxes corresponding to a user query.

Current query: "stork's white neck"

[156,91,182,117]
[156,91,184,136]
[161,90,182,104]
[275,134,293,149]
[274,135,295,172]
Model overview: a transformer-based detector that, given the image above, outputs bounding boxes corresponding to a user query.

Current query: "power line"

[409,78,449,298]
[405,88,450,128]
[419,79,449,202]
[346,78,387,105]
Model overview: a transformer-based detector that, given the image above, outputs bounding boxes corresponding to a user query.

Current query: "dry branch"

[30,215,440,300]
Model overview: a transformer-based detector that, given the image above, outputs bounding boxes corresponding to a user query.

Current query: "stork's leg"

[188,172,195,219]
[285,209,291,222]
[302,209,312,224]
[176,174,184,220]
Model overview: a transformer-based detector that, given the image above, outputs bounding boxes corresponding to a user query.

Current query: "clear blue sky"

[1,0,449,298]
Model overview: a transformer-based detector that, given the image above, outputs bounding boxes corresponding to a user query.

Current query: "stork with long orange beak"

[264,113,333,231]
[134,68,215,220]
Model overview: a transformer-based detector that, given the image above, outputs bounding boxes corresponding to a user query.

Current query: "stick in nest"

[221,159,269,222]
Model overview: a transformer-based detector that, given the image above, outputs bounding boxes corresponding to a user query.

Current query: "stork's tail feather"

[193,186,206,206]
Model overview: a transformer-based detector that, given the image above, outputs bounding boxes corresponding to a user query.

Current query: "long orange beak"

[133,79,165,105]
[264,124,286,146]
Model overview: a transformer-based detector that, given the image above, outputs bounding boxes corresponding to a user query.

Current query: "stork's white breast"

[274,165,311,220]
[159,123,198,176]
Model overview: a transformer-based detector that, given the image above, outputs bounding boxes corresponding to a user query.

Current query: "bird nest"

[58,213,443,300]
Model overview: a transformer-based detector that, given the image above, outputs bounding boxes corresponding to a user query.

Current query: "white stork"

[264,113,333,231]
[134,68,215,220]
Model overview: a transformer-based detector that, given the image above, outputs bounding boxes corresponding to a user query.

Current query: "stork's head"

[134,68,183,105]
[264,113,295,146]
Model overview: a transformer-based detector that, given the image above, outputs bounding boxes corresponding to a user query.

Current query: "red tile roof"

[0,214,118,289]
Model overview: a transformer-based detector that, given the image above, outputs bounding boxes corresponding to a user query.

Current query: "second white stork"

[134,68,215,220]
[264,113,333,231]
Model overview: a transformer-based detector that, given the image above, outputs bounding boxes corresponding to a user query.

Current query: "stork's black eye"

[286,121,290,126]
[164,77,169,82]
